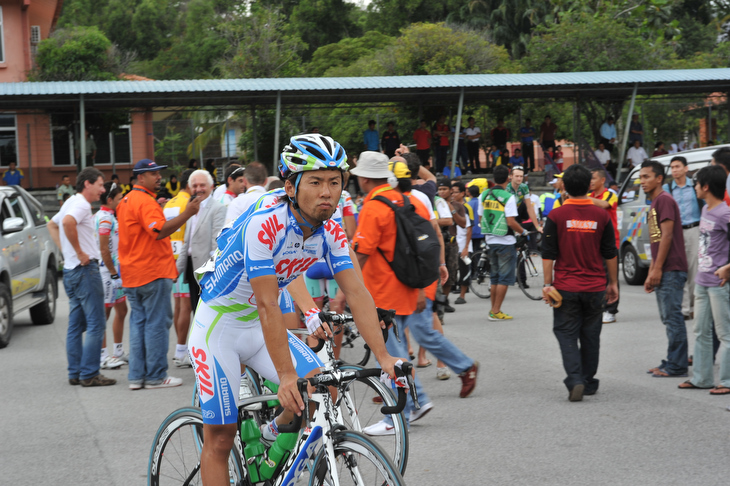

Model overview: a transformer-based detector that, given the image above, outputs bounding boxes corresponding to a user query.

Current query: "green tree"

[363,0,468,36]
[131,0,178,59]
[29,26,122,81]
[308,31,395,77]
[289,0,361,59]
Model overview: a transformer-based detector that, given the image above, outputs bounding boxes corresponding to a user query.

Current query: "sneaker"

[113,352,129,364]
[80,374,117,387]
[436,367,451,380]
[363,420,396,436]
[409,401,434,423]
[602,312,616,324]
[569,384,585,402]
[129,382,144,390]
[69,378,80,386]
[444,303,456,313]
[454,297,466,305]
[145,376,183,389]
[173,355,192,368]
[488,311,513,321]
[459,362,479,398]
[101,355,125,370]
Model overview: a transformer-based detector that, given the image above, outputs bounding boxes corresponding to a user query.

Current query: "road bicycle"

[149,361,417,485]
[469,240,491,299]
[516,232,543,301]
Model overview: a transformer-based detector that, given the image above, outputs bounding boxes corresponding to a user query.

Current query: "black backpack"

[373,194,440,289]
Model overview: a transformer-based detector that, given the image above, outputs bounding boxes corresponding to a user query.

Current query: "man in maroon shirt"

[542,164,619,402]
[640,160,689,378]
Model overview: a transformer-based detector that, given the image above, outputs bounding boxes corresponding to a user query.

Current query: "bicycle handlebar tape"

[277,379,309,433]
[546,287,563,308]
[380,362,413,415]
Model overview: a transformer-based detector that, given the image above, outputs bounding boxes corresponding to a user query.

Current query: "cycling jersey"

[190,190,354,425]
[304,190,354,282]
[163,191,191,261]
[94,207,125,306]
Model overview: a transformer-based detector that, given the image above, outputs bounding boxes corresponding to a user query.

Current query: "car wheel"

[0,282,13,348]
[622,245,648,286]
[30,268,57,325]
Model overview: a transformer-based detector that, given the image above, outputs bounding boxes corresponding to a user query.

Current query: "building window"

[30,26,40,61]
[0,8,5,63]
[94,126,132,165]
[50,114,132,166]
[0,114,17,166]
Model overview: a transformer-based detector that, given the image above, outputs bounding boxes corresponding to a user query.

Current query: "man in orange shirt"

[117,159,201,390]
[352,152,479,435]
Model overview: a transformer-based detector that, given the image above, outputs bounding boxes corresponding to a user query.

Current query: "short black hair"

[225,164,244,187]
[397,179,412,193]
[111,173,119,181]
[387,121,395,127]
[438,177,451,188]
[712,147,730,173]
[655,141,664,149]
[563,164,592,197]
[75,167,104,193]
[591,168,607,180]
[493,165,509,184]
[525,118,531,123]
[368,120,376,125]
[179,169,194,189]
[100,181,122,205]
[402,153,420,179]
[62,174,69,180]
[467,117,475,122]
[451,181,466,193]
[695,165,726,200]
[641,160,666,184]
[497,118,504,123]
[468,185,480,198]
[670,156,687,167]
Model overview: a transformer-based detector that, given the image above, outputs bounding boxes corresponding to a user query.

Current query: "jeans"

[63,262,106,381]
[381,314,431,427]
[488,243,517,286]
[124,278,174,385]
[553,290,605,393]
[435,146,448,173]
[691,284,730,388]
[654,271,688,375]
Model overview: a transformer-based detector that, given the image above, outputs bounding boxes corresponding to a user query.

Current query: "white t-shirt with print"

[52,194,101,269]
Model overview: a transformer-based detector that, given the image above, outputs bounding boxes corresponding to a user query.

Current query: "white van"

[617,144,730,285]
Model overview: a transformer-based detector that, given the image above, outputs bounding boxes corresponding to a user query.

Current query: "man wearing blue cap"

[117,159,201,390]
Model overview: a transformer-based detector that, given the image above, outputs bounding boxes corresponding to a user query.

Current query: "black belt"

[682,222,699,230]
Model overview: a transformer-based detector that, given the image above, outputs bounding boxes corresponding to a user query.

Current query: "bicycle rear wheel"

[517,250,544,301]
[309,430,406,486]
[469,251,491,299]
[148,407,245,486]
[337,364,409,475]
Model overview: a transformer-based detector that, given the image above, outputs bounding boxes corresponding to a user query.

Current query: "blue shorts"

[488,244,517,286]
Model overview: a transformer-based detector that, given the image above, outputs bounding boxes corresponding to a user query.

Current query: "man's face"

[556,179,564,192]
[438,116,446,124]
[598,143,605,152]
[514,150,521,157]
[468,119,475,127]
[108,191,124,210]
[511,170,524,186]
[137,171,161,192]
[590,172,605,193]
[450,186,464,202]
[438,185,451,200]
[85,176,106,202]
[639,167,662,194]
[369,123,375,130]
[189,174,213,200]
[420,121,427,129]
[608,119,614,125]
[228,175,246,196]
[289,170,342,222]
[670,161,687,182]
[387,124,394,132]
[9,163,16,170]
[634,140,641,148]
[694,180,708,200]
[62,176,70,186]
[498,120,504,127]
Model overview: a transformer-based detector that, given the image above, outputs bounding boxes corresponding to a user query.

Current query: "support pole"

[572,102,577,166]
[252,105,258,162]
[708,104,712,146]
[110,131,116,175]
[450,88,465,176]
[273,91,281,168]
[26,123,32,188]
[80,94,86,170]
[376,114,380,151]
[225,118,230,158]
[616,83,638,187]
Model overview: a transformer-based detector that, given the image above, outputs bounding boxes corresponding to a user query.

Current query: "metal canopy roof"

[1,68,729,110]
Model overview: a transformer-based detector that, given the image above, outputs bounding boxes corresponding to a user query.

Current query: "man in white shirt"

[450,181,473,304]
[48,168,116,387]
[594,142,615,180]
[464,117,482,174]
[627,139,649,167]
[226,161,269,223]
[218,165,246,206]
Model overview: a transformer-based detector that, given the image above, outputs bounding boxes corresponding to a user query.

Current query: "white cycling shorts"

[189,299,322,425]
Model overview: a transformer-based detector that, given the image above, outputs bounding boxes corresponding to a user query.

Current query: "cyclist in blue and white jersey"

[189,134,404,486]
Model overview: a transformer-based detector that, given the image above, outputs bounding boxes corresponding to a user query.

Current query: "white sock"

[113,343,124,357]
[175,344,188,359]
[100,348,109,361]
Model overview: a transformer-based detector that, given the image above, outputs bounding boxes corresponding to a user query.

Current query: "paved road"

[1,281,728,485]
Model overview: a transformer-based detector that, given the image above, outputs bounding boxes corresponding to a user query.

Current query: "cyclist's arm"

[525,198,542,232]
[99,233,116,273]
[250,274,304,416]
[343,214,357,241]
[507,216,524,235]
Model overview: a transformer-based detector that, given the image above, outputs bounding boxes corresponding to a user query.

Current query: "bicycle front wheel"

[517,249,544,301]
[469,251,491,299]
[308,430,406,486]
[337,364,409,475]
[148,407,245,486]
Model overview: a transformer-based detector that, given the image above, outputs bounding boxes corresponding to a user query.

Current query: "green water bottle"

[259,432,299,480]
[263,379,281,408]
[240,418,265,482]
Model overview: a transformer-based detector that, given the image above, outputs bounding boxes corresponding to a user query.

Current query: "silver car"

[617,144,727,285]
[0,186,59,348]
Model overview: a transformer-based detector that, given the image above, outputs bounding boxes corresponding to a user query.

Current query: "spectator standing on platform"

[363,120,379,152]
[663,156,703,319]
[641,160,689,378]
[2,161,23,186]
[540,115,558,152]
[542,164,619,401]
[653,141,668,157]
[57,174,75,205]
[465,117,481,174]
[413,119,433,168]
[48,168,115,387]
[629,114,644,146]
[491,119,509,153]
[599,117,617,153]
[117,159,201,390]
[433,116,451,173]
[520,118,536,172]
[381,122,401,158]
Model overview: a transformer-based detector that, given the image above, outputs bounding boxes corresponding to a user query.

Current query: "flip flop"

[709,386,730,396]
[417,360,432,368]
[678,380,712,389]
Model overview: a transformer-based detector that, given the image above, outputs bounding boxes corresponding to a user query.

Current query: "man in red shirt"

[413,119,432,168]
[433,115,451,173]
[542,164,619,402]
[117,159,201,390]
[588,168,621,324]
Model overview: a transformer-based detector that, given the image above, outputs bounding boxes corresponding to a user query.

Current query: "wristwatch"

[543,284,553,288]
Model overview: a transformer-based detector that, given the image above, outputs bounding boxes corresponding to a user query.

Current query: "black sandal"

[678,380,711,389]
